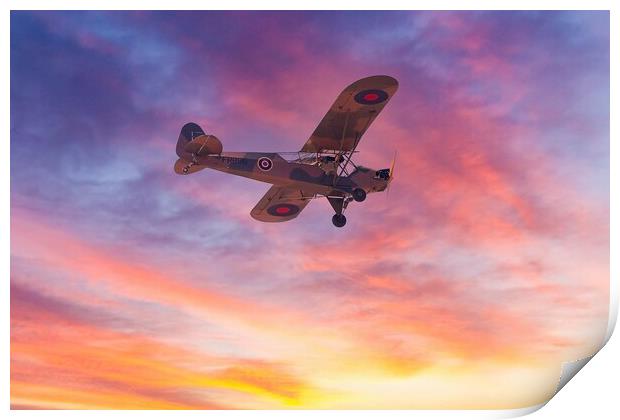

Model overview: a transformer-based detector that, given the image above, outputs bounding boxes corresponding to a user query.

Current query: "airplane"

[174,75,398,227]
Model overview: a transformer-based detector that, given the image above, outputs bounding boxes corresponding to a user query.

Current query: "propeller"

[386,151,397,199]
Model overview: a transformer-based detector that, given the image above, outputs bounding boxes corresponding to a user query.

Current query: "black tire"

[332,213,347,227]
[352,188,367,202]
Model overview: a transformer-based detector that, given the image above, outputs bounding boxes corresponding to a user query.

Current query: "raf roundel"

[267,204,300,217]
[257,157,273,171]
[354,89,389,105]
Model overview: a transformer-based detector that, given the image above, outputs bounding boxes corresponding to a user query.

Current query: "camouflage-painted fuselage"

[186,152,389,197]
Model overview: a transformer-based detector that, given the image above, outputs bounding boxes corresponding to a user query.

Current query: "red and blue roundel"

[354,89,389,105]
[267,203,300,217]
[257,157,273,171]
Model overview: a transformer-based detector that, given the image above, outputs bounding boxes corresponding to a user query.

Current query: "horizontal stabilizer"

[184,134,223,156]
[174,158,205,175]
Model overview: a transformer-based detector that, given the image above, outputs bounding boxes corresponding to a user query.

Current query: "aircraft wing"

[300,75,399,153]
[250,185,311,222]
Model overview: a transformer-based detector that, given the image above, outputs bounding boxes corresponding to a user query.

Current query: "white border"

[3,1,617,419]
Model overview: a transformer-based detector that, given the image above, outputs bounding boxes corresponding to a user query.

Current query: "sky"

[10,11,610,409]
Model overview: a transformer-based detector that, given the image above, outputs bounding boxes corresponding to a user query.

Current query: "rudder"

[176,122,206,159]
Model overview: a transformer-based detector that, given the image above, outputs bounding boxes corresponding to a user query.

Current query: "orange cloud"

[11,284,317,408]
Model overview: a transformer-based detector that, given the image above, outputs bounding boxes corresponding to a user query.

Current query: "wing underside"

[250,185,312,223]
[300,75,399,153]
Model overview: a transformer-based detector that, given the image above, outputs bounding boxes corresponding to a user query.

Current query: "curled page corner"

[555,354,595,395]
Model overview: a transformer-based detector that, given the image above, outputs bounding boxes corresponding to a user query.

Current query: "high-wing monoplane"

[174,75,398,227]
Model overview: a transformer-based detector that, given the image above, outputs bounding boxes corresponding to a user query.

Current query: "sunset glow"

[10,11,609,409]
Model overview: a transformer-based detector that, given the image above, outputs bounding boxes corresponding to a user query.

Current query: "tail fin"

[176,122,206,159]
[176,122,223,160]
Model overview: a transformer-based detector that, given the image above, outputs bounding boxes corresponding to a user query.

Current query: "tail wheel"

[332,213,347,228]
[352,188,367,202]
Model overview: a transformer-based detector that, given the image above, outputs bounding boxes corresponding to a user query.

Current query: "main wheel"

[352,188,367,202]
[332,213,347,227]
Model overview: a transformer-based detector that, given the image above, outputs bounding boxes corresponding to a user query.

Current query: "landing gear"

[332,213,347,228]
[352,188,366,202]
[327,193,348,227]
